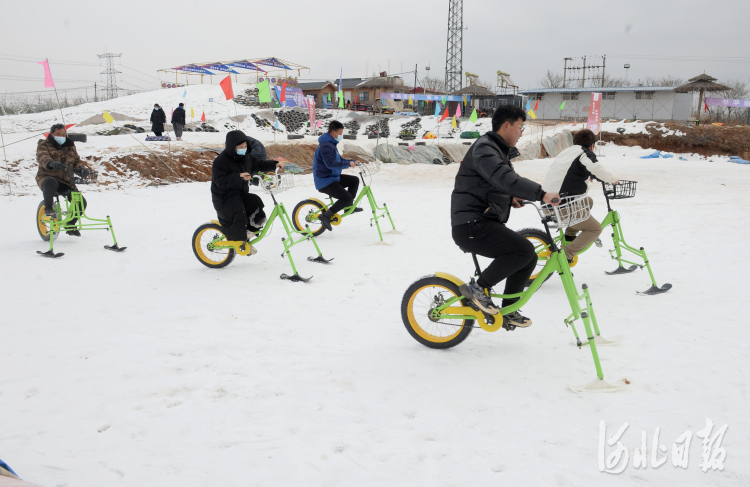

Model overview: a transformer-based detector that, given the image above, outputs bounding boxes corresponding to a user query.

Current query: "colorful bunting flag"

[102,111,114,124]
[451,116,458,129]
[559,101,566,110]
[434,103,440,117]
[201,111,206,122]
[37,59,55,88]
[257,80,272,103]
[219,75,234,100]
[534,98,539,110]
[528,108,537,120]
[525,99,531,112]
[442,95,446,105]
[338,91,344,109]
[456,104,462,119]
[704,101,708,113]
[191,107,194,118]
[280,80,287,103]
[439,108,449,123]
[182,89,187,98]
[469,108,478,123]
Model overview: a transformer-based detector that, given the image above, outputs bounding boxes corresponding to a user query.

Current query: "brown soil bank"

[88,143,331,184]
[598,124,750,159]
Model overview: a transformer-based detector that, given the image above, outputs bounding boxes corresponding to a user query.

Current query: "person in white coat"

[542,129,619,262]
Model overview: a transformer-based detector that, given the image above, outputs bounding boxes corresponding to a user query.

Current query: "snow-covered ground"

[1,145,748,486]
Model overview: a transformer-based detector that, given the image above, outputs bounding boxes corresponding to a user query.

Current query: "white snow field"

[1,148,749,486]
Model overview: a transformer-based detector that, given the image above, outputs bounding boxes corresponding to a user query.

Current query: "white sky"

[1,0,749,98]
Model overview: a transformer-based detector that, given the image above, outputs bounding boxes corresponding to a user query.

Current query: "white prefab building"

[520,87,692,122]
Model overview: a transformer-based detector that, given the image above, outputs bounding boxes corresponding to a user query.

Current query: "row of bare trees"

[538,70,685,89]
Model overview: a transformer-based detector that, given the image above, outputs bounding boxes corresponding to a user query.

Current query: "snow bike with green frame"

[36,164,125,258]
[291,160,396,241]
[401,195,627,393]
[192,168,332,282]
[519,180,671,295]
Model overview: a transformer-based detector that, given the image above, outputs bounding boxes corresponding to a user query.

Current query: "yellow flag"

[528,108,537,120]
[102,111,114,124]
[452,116,458,129]
[191,107,194,118]
[409,96,413,105]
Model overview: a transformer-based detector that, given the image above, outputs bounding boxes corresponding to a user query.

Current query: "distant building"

[299,81,338,108]
[520,86,692,122]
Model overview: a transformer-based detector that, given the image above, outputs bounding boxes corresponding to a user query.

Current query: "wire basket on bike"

[541,194,593,228]
[358,160,381,178]
[261,173,294,194]
[602,180,637,199]
[72,169,98,185]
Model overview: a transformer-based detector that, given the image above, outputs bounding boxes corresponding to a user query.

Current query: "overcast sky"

[1,0,749,98]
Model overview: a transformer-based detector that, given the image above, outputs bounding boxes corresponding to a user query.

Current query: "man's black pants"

[452,220,538,307]
[41,177,87,226]
[319,174,360,214]
[213,193,266,241]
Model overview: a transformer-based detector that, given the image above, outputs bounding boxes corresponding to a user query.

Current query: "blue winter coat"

[313,133,353,190]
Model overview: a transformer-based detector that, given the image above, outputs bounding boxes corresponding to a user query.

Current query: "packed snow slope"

[0,146,748,486]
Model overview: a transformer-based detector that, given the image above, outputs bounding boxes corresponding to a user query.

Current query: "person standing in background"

[150,104,166,137]
[171,103,186,141]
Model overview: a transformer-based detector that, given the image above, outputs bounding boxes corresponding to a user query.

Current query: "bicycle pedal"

[594,239,603,248]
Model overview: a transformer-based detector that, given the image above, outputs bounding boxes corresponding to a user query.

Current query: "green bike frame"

[43,192,121,253]
[432,247,608,382]
[210,193,328,279]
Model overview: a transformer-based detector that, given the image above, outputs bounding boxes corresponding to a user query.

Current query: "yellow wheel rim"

[527,236,551,280]
[330,214,342,226]
[294,202,323,233]
[38,205,54,237]
[406,284,465,343]
[194,227,231,266]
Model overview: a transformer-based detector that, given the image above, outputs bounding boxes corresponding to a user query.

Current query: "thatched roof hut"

[675,74,731,118]
[451,85,496,97]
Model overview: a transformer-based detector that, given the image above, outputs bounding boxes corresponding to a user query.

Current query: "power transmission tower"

[98,53,122,100]
[445,0,463,93]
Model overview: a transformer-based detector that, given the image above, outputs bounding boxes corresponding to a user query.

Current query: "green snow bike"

[192,168,332,282]
[291,160,397,241]
[36,164,126,258]
[401,195,627,393]
[519,180,671,295]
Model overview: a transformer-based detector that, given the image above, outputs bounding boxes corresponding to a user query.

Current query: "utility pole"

[98,53,122,100]
[581,56,587,88]
[562,57,572,88]
[94,82,97,102]
[444,0,464,93]
[601,55,606,87]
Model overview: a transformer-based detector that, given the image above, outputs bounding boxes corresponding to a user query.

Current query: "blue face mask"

[54,136,66,145]
[236,148,247,156]
[336,135,343,142]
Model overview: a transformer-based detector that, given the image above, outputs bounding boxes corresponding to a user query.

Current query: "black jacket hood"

[224,130,249,160]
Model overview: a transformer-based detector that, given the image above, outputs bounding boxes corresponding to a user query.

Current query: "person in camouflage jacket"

[36,123,92,234]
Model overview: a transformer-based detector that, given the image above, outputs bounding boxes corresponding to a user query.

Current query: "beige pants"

[563,198,602,260]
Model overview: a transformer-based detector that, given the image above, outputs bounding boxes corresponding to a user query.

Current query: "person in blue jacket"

[313,120,362,231]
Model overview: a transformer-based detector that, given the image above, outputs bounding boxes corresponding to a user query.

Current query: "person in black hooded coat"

[211,130,285,242]
[150,103,166,136]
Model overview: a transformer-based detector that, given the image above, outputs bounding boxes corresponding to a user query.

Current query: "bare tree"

[601,75,632,87]
[420,76,446,93]
[539,70,564,88]
[643,75,684,87]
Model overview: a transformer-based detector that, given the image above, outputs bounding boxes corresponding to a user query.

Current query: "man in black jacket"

[451,105,559,326]
[211,130,285,249]
[171,103,186,140]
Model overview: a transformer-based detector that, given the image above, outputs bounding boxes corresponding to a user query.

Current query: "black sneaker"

[503,310,532,327]
[318,210,333,231]
[564,233,577,243]
[44,208,57,218]
[459,278,500,315]
[66,230,81,237]
[351,207,364,213]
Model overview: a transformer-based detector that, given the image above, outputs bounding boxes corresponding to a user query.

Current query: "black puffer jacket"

[210,130,277,203]
[451,131,545,226]
[171,107,186,125]
[150,108,166,132]
[247,136,267,161]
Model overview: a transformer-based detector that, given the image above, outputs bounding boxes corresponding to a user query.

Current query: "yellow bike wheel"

[401,275,474,349]
[292,199,326,237]
[36,201,59,242]
[192,223,236,268]
[518,228,554,287]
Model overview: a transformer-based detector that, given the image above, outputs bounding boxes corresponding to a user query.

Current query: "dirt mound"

[598,124,750,159]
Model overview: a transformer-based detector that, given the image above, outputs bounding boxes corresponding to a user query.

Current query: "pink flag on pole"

[456,103,461,119]
[37,59,55,88]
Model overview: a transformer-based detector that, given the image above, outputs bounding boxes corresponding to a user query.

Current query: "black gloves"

[77,168,90,177]
[47,160,62,171]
